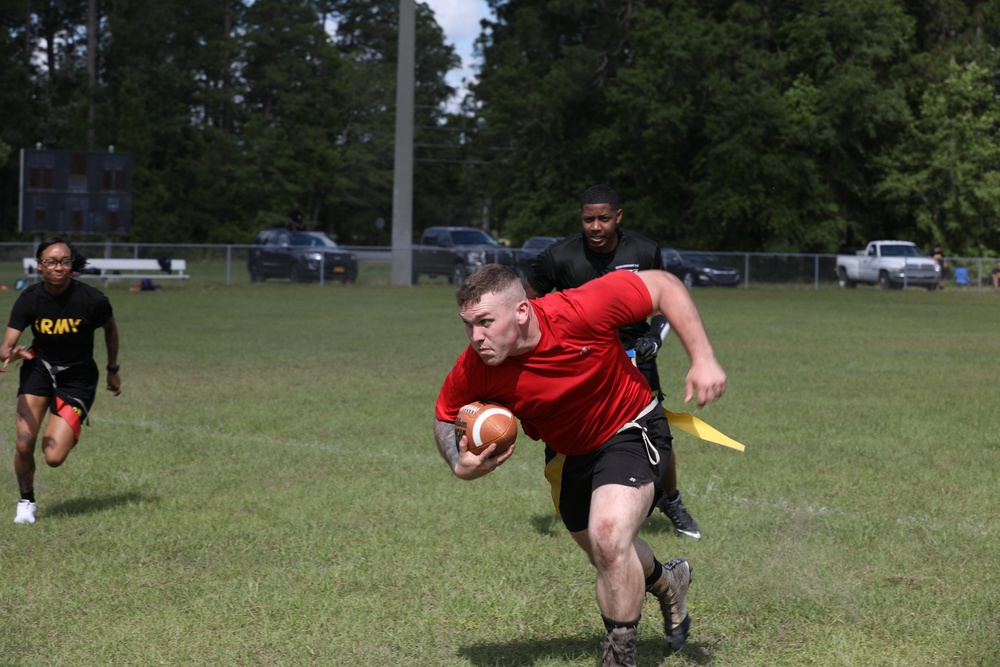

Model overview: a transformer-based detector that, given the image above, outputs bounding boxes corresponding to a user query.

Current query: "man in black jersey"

[524,184,702,539]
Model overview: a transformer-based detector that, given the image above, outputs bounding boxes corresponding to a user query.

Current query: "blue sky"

[423,0,491,101]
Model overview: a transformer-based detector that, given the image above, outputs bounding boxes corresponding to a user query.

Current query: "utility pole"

[87,0,97,147]
[391,0,415,286]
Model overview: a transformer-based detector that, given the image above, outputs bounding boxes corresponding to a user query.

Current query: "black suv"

[248,229,358,283]
[515,236,560,279]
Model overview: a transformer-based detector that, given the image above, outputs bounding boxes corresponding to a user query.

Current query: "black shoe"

[658,491,701,539]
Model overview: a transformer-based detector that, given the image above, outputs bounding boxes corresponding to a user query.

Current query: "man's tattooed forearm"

[434,419,459,470]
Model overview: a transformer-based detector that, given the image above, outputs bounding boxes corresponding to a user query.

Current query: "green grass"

[1,282,998,666]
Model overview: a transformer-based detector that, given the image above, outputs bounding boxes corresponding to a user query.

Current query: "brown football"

[454,400,517,456]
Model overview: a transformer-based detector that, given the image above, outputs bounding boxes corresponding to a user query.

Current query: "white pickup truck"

[835,241,941,290]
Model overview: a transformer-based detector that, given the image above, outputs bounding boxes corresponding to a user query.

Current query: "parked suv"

[661,248,741,287]
[515,236,560,279]
[248,229,358,283]
[412,226,517,285]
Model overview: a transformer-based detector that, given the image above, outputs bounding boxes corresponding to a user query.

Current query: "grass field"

[1,274,998,667]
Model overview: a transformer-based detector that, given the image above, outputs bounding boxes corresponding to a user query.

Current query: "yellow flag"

[664,408,745,452]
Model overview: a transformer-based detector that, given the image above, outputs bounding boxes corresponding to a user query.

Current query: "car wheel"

[290,263,306,283]
[878,271,893,289]
[450,264,467,286]
[249,262,265,283]
[837,268,856,289]
[682,272,695,288]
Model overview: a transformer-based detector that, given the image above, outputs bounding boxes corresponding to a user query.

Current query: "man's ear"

[516,299,531,324]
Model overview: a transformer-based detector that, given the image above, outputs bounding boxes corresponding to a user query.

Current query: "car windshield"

[451,230,499,246]
[290,232,338,248]
[880,244,923,258]
[681,253,718,263]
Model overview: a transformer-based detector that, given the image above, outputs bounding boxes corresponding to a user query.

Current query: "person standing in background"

[930,243,948,290]
[288,203,306,231]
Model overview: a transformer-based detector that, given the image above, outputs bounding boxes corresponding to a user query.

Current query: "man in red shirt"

[434,264,727,665]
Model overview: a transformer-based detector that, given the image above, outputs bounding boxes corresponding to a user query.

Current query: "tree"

[238,0,345,238]
[877,61,1000,255]
[685,0,914,251]
[468,0,921,251]
[327,0,461,243]
[469,0,638,242]
[102,1,248,242]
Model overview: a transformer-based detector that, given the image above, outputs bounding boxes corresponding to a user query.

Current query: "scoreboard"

[19,148,132,235]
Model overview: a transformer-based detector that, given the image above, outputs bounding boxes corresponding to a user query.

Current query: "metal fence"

[700,250,998,292]
[3,242,997,292]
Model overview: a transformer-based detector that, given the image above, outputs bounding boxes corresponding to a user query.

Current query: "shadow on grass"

[530,511,683,538]
[639,511,686,536]
[529,513,562,536]
[459,637,714,666]
[45,491,155,518]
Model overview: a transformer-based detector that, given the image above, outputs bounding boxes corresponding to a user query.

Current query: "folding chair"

[954,266,970,288]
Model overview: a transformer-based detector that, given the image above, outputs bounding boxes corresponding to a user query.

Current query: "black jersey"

[526,229,663,348]
[8,280,113,367]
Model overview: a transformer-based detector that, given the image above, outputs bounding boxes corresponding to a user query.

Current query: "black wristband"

[107,364,120,373]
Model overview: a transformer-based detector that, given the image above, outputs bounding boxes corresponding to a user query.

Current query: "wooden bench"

[23,257,189,281]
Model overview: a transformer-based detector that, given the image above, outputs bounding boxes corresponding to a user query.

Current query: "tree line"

[2,0,999,256]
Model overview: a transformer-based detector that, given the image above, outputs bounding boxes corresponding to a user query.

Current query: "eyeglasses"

[39,258,74,268]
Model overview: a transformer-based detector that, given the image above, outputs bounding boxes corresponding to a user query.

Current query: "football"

[454,400,518,456]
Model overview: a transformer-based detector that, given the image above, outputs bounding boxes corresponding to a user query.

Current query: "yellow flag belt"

[663,408,745,452]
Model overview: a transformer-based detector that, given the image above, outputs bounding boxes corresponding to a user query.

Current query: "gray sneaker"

[600,626,637,667]
[658,491,701,539]
[646,558,692,653]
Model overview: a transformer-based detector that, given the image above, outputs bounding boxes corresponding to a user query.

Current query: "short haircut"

[455,264,522,309]
[580,184,620,212]
[37,236,88,273]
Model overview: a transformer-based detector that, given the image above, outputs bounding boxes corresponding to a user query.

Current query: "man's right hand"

[453,433,516,480]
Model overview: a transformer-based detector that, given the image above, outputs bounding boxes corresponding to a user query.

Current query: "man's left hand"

[685,358,727,407]
[633,334,661,363]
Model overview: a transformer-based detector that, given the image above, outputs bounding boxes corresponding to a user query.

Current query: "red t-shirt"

[435,270,654,455]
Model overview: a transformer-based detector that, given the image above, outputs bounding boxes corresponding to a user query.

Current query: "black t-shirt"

[526,229,663,347]
[7,280,113,367]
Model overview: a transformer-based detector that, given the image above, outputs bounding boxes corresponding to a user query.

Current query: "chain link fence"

[3,242,997,292]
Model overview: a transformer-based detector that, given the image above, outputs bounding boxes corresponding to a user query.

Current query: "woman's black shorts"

[18,358,98,419]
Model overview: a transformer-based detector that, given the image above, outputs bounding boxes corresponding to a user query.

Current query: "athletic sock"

[602,615,640,634]
[645,559,663,589]
[21,491,35,503]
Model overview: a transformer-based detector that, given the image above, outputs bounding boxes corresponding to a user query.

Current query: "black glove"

[633,333,661,363]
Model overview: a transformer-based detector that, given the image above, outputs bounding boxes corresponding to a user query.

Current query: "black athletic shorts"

[544,402,673,533]
[18,357,99,420]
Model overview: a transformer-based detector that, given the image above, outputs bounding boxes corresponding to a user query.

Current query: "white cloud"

[422,0,491,103]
